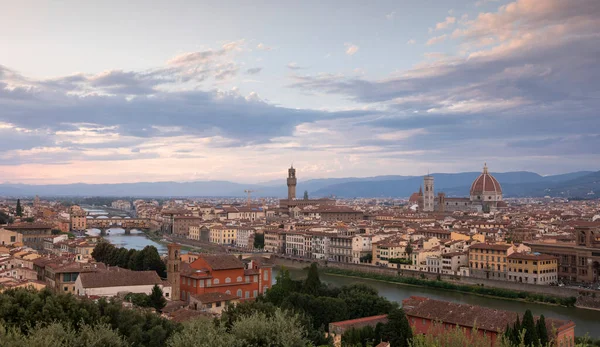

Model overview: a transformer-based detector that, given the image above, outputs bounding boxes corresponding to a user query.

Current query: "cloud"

[435,16,456,30]
[246,67,262,75]
[344,43,359,56]
[287,62,305,70]
[287,0,600,169]
[406,39,417,45]
[426,34,448,45]
[256,43,273,51]
[385,11,396,20]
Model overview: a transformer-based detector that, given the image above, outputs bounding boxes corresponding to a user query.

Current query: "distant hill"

[0,171,596,198]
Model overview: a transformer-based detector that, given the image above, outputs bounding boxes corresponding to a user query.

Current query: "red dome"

[409,192,420,203]
[470,164,502,195]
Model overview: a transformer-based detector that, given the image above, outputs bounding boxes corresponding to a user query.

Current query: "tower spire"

[483,162,488,174]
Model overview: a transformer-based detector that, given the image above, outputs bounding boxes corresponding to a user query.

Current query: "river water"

[97,233,599,337]
[86,228,168,254]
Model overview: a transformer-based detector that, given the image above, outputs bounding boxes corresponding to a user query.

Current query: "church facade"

[412,164,506,213]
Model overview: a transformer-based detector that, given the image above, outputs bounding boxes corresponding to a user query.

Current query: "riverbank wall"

[270,255,591,300]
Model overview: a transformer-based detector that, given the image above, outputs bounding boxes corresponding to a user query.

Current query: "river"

[97,233,599,337]
[279,267,600,338]
[86,228,168,254]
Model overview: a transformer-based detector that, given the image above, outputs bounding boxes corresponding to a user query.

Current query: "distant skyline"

[1,0,599,184]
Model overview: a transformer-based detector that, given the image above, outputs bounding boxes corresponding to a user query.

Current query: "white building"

[441,252,469,275]
[235,228,255,249]
[352,234,373,264]
[75,269,171,298]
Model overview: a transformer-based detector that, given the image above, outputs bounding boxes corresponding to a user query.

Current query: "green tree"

[338,284,394,319]
[230,309,308,347]
[149,285,167,312]
[303,263,322,295]
[536,314,549,346]
[381,308,412,347]
[15,199,22,217]
[359,253,372,263]
[0,211,12,224]
[303,191,309,200]
[405,243,413,258]
[521,309,538,346]
[253,233,265,249]
[167,318,238,347]
[512,315,522,345]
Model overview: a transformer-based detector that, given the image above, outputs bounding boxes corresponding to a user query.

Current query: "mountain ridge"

[0,171,596,198]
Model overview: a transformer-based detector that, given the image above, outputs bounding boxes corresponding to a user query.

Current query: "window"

[225,277,231,283]
[64,286,68,291]
[237,289,242,297]
[193,279,196,287]
[214,279,220,285]
[237,276,242,282]
[207,279,211,286]
[253,290,258,297]
[245,291,250,299]
[225,290,231,295]
[216,301,222,307]
[263,271,268,281]
[10,236,15,243]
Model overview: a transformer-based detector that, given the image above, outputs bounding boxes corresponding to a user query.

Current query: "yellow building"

[372,238,409,267]
[468,243,513,279]
[0,228,23,246]
[507,253,558,285]
[70,210,87,231]
[209,225,237,245]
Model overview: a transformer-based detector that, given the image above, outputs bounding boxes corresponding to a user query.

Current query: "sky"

[0,0,599,184]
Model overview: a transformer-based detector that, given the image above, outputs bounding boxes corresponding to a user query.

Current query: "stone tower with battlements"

[423,175,434,212]
[287,165,297,200]
[167,243,181,301]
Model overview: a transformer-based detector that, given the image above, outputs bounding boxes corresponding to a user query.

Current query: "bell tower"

[287,165,297,200]
[423,174,434,212]
[167,243,181,301]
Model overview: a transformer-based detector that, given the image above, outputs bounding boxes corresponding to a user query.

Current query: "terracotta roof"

[330,314,388,329]
[508,253,557,261]
[469,243,511,251]
[79,270,162,288]
[200,255,244,270]
[192,292,238,304]
[403,296,573,335]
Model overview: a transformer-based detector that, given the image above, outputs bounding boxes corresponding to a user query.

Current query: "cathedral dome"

[470,163,502,198]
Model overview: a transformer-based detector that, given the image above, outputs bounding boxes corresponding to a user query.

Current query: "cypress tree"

[303,262,322,295]
[16,199,23,217]
[537,315,549,346]
[522,309,538,346]
[512,315,521,345]
[504,323,513,343]
[149,284,167,312]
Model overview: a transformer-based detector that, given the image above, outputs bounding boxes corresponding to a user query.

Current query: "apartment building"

[209,225,237,245]
[468,243,514,280]
[507,253,558,285]
[329,235,353,262]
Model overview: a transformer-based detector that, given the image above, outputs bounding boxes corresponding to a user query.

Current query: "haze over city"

[1,0,599,184]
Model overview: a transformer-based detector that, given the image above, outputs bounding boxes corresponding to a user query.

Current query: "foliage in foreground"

[167,309,308,347]
[125,285,167,312]
[0,287,179,347]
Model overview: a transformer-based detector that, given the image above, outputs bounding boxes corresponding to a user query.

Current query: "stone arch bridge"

[86,217,154,235]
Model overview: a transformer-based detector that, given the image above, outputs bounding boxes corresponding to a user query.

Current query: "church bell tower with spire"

[287,165,297,200]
